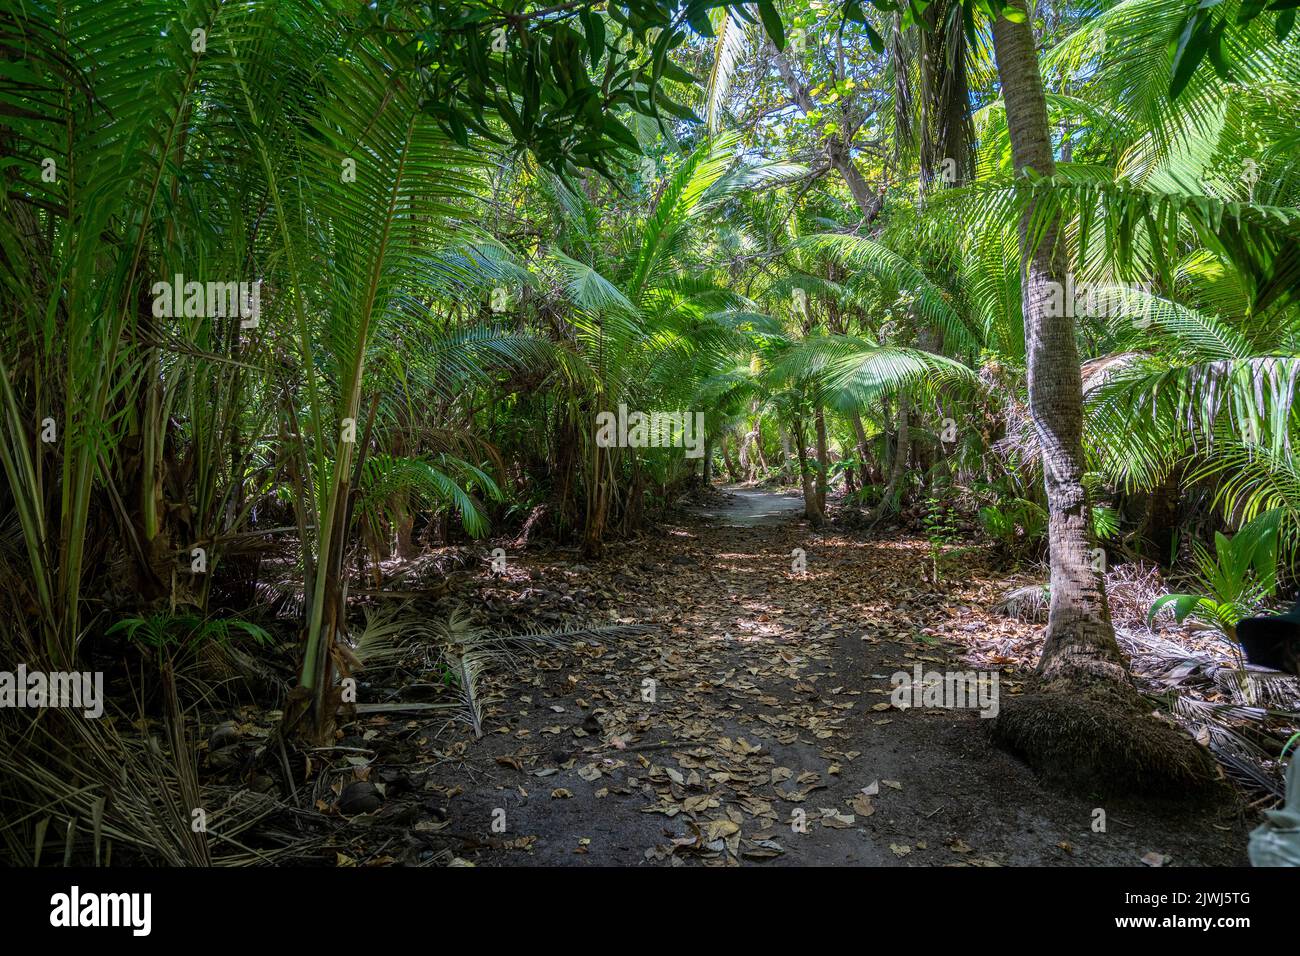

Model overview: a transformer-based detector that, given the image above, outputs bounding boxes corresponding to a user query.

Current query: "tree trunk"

[721,435,741,482]
[791,415,825,527]
[772,47,885,225]
[850,411,872,476]
[868,399,909,522]
[984,3,1213,795]
[826,136,886,224]
[393,491,419,559]
[582,441,610,558]
[549,408,580,540]
[1140,466,1182,567]
[740,414,762,482]
[814,403,829,514]
[990,4,1124,685]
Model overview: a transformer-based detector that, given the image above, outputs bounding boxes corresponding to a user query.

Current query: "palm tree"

[977,0,1296,790]
[988,1,1125,686]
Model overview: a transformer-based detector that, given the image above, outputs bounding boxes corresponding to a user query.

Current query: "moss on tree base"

[990,679,1223,798]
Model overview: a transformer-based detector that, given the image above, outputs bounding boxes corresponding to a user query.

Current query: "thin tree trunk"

[868,399,908,520]
[990,3,1123,684]
[772,47,885,225]
[721,435,741,482]
[791,415,825,526]
[740,418,759,482]
[826,136,886,224]
[582,441,610,558]
[850,411,872,475]
[814,403,829,513]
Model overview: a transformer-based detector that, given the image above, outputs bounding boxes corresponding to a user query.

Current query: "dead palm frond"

[435,608,653,738]
[0,703,282,866]
[351,602,440,673]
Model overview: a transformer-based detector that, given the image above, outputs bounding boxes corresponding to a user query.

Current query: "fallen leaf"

[850,792,875,816]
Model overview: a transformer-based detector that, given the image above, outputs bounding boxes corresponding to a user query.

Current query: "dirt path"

[681,485,805,526]
[394,488,1248,866]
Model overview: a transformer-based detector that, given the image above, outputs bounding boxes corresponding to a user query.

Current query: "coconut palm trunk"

[989,3,1125,684]
[985,1,1213,793]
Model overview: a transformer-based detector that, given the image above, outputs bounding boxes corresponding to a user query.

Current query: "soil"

[341,487,1251,867]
